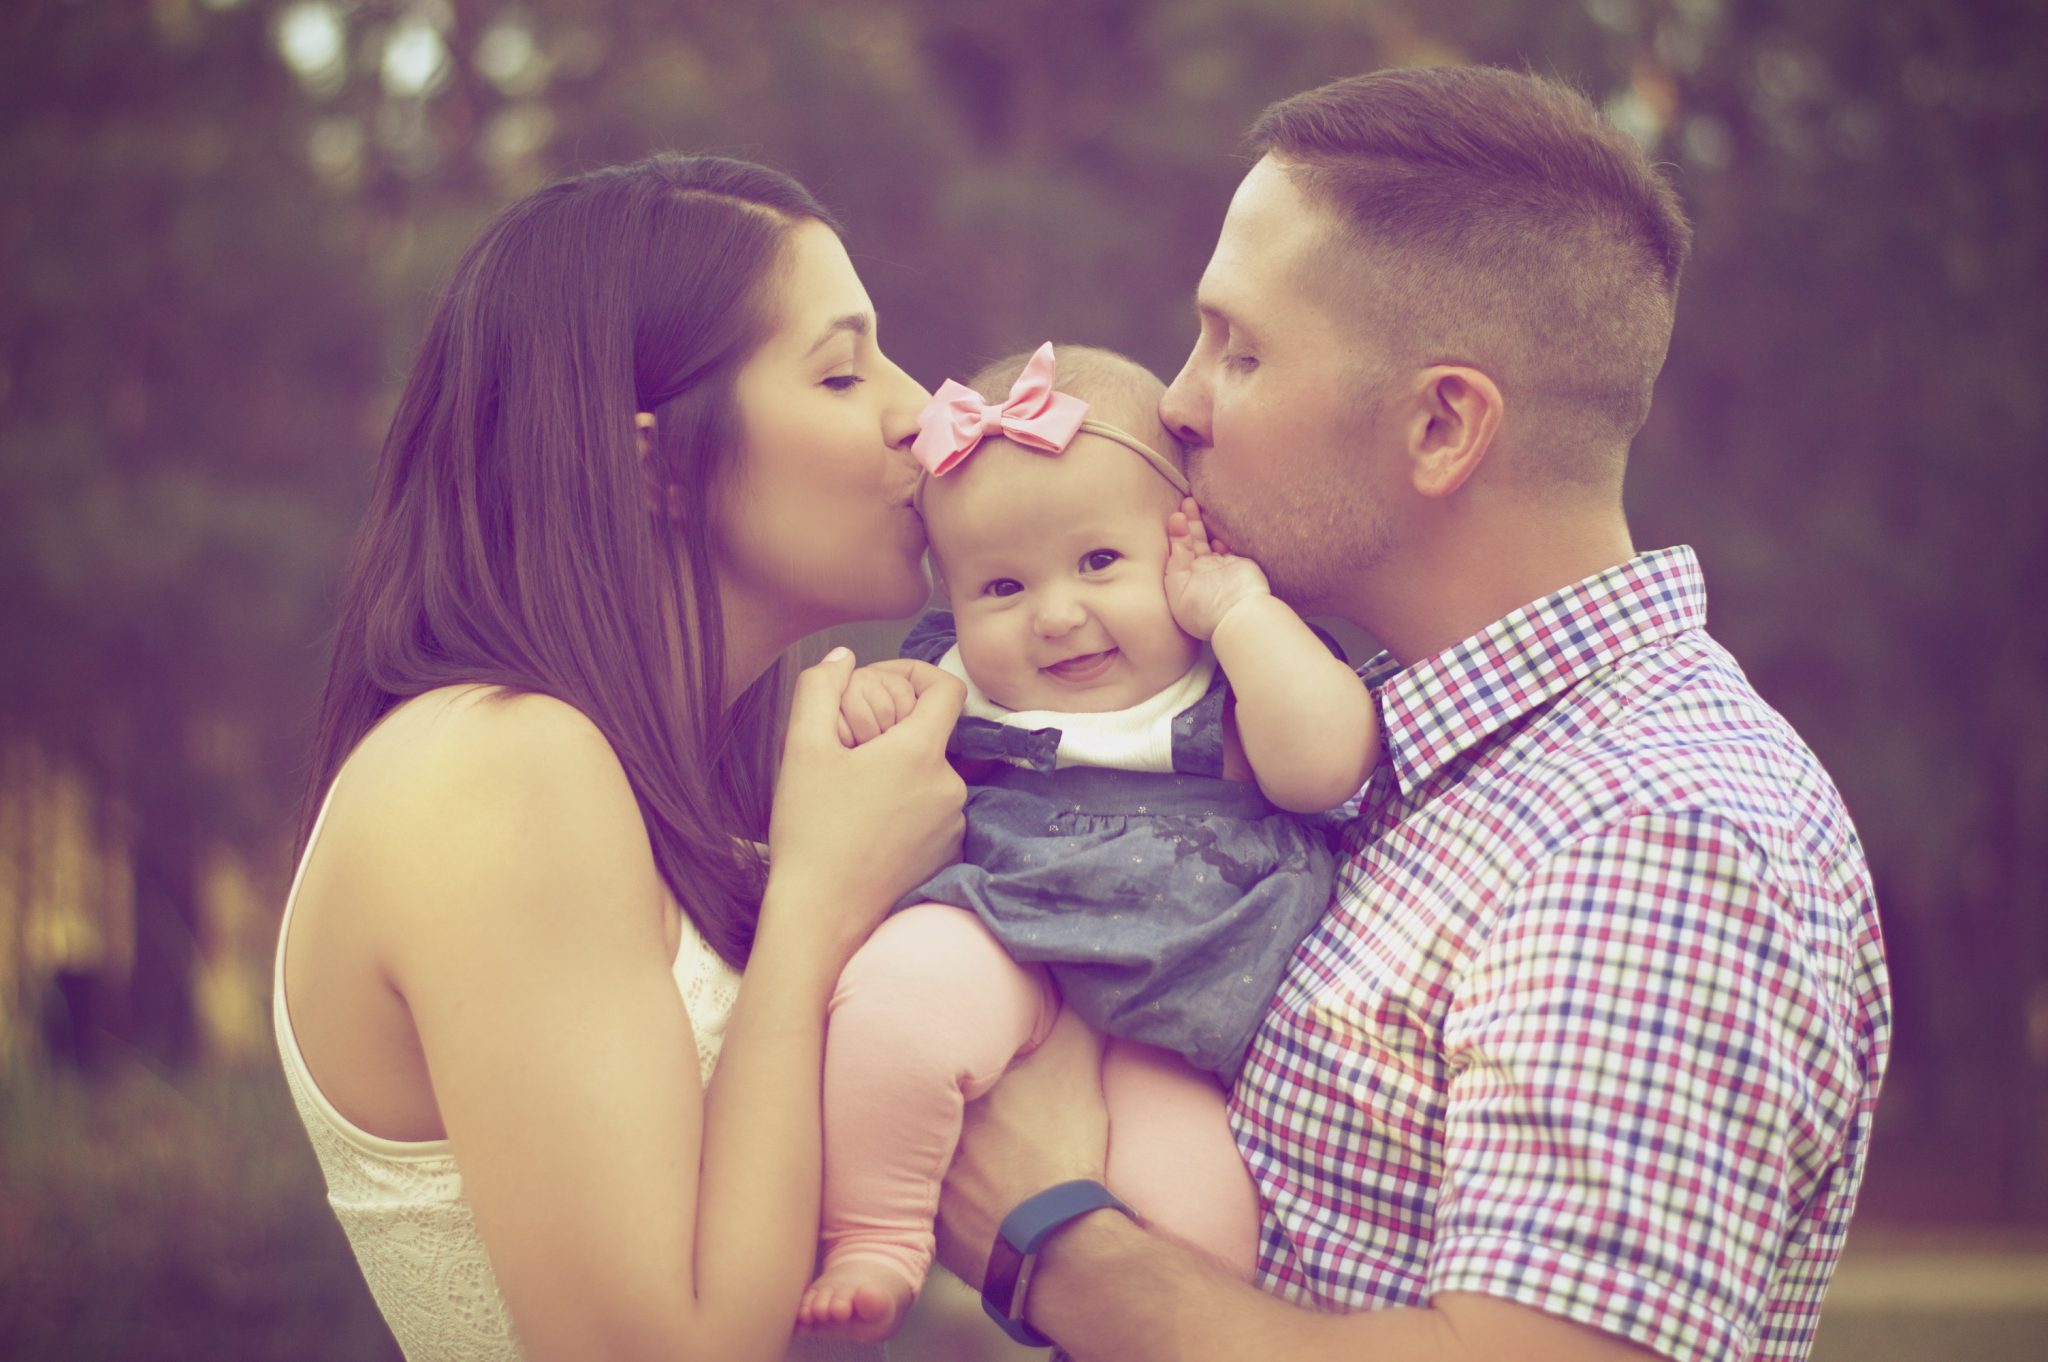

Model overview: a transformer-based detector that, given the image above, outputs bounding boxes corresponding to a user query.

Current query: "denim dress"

[898,613,1340,1082]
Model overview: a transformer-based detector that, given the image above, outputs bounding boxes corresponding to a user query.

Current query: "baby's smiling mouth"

[1043,649,1118,680]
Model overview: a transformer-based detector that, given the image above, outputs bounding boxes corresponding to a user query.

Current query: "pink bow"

[911,342,1091,477]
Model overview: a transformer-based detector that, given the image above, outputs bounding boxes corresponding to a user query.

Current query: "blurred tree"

[1,0,387,1066]
[0,0,2040,1217]
[1618,0,2048,1216]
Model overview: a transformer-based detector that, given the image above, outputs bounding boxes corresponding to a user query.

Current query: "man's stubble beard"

[1258,495,1393,617]
[1187,446,1394,619]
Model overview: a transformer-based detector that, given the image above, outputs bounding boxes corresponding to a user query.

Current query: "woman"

[273,155,966,1361]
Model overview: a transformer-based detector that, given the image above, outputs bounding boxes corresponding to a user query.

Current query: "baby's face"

[927,435,1199,713]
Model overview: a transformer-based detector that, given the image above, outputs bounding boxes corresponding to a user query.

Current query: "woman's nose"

[882,356,932,454]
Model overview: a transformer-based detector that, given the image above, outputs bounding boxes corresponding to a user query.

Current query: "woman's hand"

[936,1011,1110,1289]
[1164,497,1272,640]
[767,648,966,946]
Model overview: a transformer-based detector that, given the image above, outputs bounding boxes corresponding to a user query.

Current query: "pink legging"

[819,903,1260,1294]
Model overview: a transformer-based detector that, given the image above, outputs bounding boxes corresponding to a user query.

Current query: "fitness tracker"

[979,1179,1134,1347]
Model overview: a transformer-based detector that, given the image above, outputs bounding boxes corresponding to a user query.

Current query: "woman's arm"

[694,652,967,1350]
[378,654,963,1362]
[1164,500,1379,811]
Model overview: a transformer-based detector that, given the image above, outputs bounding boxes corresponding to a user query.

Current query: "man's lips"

[1042,649,1118,682]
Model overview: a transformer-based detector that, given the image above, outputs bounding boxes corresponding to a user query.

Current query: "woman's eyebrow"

[804,313,871,357]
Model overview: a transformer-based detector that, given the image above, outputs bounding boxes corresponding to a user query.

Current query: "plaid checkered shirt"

[1229,546,1891,1362]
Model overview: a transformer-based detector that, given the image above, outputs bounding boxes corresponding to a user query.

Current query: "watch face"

[980,1232,1051,1346]
[981,1180,1132,1348]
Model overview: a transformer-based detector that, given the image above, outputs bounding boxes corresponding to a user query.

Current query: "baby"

[798,344,1380,1341]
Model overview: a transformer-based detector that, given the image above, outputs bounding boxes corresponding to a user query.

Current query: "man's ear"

[1401,366,1501,499]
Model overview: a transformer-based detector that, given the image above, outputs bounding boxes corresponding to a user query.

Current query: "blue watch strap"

[1001,1179,1131,1255]
[981,1180,1133,1347]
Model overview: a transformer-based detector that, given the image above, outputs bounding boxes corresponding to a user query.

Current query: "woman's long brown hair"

[301,155,837,968]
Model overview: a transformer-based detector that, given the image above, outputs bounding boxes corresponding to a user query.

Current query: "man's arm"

[943,805,1850,1362]
[937,1015,1656,1362]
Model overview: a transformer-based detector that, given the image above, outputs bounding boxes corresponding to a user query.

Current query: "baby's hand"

[837,658,942,747]
[1164,497,1271,639]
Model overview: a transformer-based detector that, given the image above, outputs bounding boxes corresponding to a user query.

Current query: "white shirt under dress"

[272,785,879,1361]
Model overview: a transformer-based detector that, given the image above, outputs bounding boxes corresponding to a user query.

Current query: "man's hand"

[935,1010,1110,1289]
[1164,497,1273,640]
[835,658,947,748]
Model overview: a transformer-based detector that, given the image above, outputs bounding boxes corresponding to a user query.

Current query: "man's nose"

[1160,359,1209,448]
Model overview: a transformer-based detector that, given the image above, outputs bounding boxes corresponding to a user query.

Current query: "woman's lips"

[1043,649,1118,683]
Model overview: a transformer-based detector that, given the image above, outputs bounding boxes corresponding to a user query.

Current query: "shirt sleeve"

[1429,808,1861,1362]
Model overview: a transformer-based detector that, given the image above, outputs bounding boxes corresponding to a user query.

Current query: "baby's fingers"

[1176,497,1214,554]
[842,688,886,745]
[888,667,967,746]
[877,668,918,726]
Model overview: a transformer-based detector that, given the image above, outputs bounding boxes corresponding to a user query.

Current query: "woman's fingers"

[787,647,857,749]
[771,649,966,917]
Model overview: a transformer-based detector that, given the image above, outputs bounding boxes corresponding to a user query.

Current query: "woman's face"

[718,220,932,646]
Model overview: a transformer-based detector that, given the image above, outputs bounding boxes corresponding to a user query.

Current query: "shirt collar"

[1363,545,1706,798]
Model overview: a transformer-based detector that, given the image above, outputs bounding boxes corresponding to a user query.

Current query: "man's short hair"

[1251,66,1693,486]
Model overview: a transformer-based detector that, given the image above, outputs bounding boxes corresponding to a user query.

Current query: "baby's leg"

[802,903,1059,1342]
[1103,1038,1260,1281]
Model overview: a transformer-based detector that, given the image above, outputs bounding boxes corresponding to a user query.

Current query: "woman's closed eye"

[822,373,865,392]
[1080,549,1121,573]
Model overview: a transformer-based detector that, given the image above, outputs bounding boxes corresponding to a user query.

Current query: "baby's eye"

[983,578,1023,598]
[1080,549,1121,573]
[822,374,865,392]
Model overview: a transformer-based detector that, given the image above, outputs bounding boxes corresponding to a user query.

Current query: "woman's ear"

[1404,366,1502,499]
[636,412,685,521]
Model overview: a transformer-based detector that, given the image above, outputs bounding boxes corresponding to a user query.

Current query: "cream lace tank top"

[274,784,878,1361]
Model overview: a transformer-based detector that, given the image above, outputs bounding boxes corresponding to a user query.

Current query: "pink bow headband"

[910,342,1190,499]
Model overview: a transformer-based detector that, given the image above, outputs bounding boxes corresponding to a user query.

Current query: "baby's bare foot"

[796,1259,916,1343]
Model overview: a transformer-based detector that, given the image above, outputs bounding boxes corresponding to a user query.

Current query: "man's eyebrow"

[804,313,871,357]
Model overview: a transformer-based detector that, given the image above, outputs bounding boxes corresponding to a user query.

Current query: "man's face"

[1160,156,1404,615]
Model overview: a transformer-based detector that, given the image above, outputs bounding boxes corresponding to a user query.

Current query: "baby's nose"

[1033,597,1086,636]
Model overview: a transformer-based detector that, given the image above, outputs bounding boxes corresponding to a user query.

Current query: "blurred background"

[2,0,2043,1358]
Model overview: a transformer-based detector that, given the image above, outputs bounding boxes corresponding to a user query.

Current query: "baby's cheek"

[954,626,1024,701]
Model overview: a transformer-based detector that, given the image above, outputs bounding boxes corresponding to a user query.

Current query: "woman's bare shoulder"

[332,687,661,930]
[348,687,630,810]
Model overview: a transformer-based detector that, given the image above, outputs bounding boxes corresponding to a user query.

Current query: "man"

[937,65,1890,1362]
